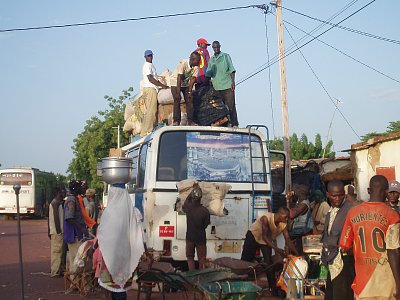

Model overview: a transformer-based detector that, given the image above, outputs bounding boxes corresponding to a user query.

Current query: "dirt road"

[0,218,282,300]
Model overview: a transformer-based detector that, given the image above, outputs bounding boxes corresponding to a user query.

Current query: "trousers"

[141,87,158,137]
[50,234,65,276]
[324,255,355,300]
[172,86,194,123]
[218,88,238,126]
[186,239,207,271]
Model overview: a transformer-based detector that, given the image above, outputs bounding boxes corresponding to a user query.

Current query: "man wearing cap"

[195,38,210,86]
[170,52,201,126]
[387,180,400,213]
[141,50,169,136]
[205,41,238,127]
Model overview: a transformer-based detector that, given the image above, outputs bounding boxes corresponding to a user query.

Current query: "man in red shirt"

[194,38,210,86]
[340,175,400,300]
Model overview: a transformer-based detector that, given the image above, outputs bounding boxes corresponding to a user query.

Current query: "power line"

[0,5,257,33]
[283,22,361,139]
[281,18,400,84]
[281,5,400,45]
[238,0,360,84]
[237,0,377,85]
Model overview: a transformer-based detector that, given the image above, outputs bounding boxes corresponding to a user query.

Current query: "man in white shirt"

[141,50,169,137]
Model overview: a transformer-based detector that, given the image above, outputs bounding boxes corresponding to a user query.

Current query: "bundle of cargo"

[194,84,230,126]
[175,179,231,216]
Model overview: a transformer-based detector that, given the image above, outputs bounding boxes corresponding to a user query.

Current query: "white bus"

[0,167,57,217]
[119,125,287,263]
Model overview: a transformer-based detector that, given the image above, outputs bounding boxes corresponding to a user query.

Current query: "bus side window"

[137,144,148,188]
[127,148,139,192]
[270,152,286,194]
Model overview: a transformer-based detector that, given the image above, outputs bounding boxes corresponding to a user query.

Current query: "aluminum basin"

[100,157,133,184]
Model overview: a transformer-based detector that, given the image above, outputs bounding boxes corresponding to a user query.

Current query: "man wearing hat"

[387,180,400,213]
[141,50,169,136]
[195,38,210,85]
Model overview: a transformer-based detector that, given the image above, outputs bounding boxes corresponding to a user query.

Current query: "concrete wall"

[353,138,400,201]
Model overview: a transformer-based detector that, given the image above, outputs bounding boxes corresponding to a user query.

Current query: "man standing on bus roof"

[241,207,298,294]
[205,41,238,127]
[141,49,169,137]
[48,187,66,277]
[183,183,210,271]
[63,181,88,272]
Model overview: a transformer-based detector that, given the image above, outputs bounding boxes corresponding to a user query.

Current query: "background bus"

[116,125,287,263]
[0,167,57,217]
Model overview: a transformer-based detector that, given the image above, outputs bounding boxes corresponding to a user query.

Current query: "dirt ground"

[0,218,285,300]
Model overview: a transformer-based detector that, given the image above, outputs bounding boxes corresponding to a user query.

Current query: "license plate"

[159,226,174,237]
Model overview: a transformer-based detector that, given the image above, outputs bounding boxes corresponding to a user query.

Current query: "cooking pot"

[99,157,133,184]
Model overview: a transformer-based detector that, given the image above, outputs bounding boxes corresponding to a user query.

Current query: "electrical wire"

[283,22,361,139]
[0,4,257,33]
[264,13,276,138]
[281,5,400,45]
[237,0,377,85]
[238,0,360,84]
[281,18,400,84]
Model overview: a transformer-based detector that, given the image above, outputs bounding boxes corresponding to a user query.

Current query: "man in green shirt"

[205,41,238,127]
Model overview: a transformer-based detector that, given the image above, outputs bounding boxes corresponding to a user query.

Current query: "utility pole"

[276,0,292,199]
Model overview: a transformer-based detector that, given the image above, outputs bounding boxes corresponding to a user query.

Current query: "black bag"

[194,85,229,126]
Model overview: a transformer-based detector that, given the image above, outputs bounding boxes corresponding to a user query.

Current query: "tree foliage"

[269,133,335,160]
[68,88,133,194]
[361,120,400,142]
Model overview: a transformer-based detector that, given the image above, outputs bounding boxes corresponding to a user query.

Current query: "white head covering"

[97,186,145,286]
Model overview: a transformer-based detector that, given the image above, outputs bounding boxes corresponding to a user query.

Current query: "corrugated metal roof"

[351,131,400,151]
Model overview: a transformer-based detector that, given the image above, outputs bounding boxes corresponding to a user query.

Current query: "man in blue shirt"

[206,41,238,127]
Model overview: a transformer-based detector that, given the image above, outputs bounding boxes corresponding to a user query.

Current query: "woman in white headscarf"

[95,185,146,300]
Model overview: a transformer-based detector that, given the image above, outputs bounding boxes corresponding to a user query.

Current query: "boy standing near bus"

[48,187,66,277]
[183,183,210,271]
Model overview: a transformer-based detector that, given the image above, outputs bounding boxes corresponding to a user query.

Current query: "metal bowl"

[99,157,133,184]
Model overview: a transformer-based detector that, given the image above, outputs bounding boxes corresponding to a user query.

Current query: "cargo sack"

[194,84,230,126]
[157,88,184,105]
[176,179,231,216]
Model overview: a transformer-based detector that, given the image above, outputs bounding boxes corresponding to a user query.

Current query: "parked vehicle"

[0,167,57,217]
[112,125,287,262]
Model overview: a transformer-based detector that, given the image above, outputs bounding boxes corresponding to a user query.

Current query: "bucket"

[99,157,133,184]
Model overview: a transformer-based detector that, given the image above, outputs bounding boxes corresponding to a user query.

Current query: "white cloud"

[368,87,400,101]
[152,29,167,37]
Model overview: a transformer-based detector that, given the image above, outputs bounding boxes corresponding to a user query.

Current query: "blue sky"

[1,0,399,174]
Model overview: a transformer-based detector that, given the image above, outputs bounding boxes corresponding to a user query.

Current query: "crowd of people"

[47,175,399,299]
[237,176,400,299]
[139,38,238,136]
[48,180,99,278]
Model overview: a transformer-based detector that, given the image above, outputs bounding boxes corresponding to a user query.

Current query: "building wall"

[353,138,400,201]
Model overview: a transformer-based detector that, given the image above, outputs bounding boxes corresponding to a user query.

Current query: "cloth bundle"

[176,179,231,216]
[194,84,229,126]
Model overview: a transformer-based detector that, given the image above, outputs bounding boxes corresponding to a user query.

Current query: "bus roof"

[121,125,268,151]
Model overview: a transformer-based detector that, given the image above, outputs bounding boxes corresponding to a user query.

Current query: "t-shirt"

[142,62,157,88]
[312,201,330,232]
[339,202,400,298]
[205,52,236,91]
[170,59,199,87]
[184,201,210,244]
[195,47,210,84]
[250,212,287,245]
[63,195,86,243]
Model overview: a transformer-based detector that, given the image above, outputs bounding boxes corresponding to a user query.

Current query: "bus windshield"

[0,172,33,186]
[157,131,267,183]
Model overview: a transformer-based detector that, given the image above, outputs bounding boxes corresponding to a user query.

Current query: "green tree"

[68,88,133,194]
[269,133,335,160]
[360,120,400,142]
